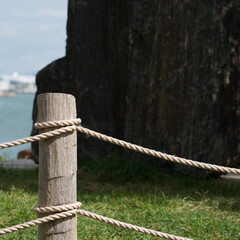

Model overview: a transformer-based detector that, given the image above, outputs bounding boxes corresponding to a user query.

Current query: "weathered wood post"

[37,93,77,240]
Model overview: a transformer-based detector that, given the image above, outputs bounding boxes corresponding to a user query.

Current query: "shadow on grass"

[77,155,240,213]
[0,154,239,213]
[0,167,38,193]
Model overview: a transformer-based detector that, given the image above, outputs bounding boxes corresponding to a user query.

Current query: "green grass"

[0,155,240,239]
[0,152,10,162]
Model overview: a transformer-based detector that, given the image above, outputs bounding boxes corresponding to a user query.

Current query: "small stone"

[0,159,38,170]
[220,173,240,182]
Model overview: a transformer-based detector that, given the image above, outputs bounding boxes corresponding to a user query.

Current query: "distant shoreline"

[0,72,36,95]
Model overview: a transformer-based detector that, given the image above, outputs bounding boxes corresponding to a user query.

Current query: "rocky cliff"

[32,0,240,176]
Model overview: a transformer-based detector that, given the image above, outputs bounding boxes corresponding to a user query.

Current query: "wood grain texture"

[37,93,77,240]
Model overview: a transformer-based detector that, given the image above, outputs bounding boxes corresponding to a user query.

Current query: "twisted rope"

[76,209,192,240]
[34,119,81,129]
[76,125,240,175]
[0,126,76,150]
[0,209,79,235]
[34,202,82,214]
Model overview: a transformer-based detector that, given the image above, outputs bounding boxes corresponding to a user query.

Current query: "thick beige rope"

[0,209,79,235]
[76,209,192,240]
[34,119,81,129]
[76,125,240,175]
[33,202,82,214]
[0,201,192,240]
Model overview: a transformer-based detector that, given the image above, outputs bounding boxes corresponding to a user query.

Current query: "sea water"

[0,93,35,159]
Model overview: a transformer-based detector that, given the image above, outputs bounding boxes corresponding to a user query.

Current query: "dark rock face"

[32,0,240,175]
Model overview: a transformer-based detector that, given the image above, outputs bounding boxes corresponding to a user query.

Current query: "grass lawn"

[0,156,239,240]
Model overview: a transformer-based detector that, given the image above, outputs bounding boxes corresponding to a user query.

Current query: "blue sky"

[0,0,68,75]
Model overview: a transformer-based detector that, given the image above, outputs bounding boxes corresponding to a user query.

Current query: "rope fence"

[1,118,240,175]
[0,94,239,239]
[0,202,191,240]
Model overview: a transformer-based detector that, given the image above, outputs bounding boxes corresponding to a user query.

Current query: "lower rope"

[76,209,192,240]
[0,209,79,235]
[0,202,192,240]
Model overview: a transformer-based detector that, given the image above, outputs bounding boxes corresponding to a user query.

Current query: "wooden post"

[37,93,77,240]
